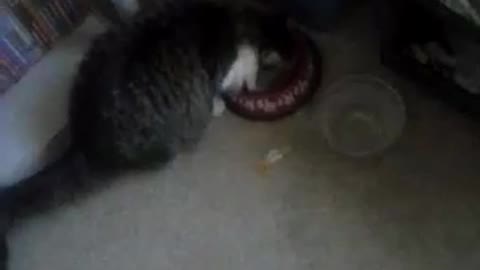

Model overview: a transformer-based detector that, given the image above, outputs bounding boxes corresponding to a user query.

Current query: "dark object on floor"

[0,206,8,270]
[0,234,6,270]
[223,31,321,121]
[376,0,480,118]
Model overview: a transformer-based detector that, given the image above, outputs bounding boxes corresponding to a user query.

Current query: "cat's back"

[69,2,235,170]
[71,0,235,111]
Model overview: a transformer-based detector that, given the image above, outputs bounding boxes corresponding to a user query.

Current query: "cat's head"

[221,3,293,93]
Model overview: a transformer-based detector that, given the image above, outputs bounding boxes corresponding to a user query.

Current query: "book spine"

[3,6,43,65]
[0,49,16,86]
[64,0,84,22]
[22,0,56,45]
[53,0,74,27]
[0,62,14,94]
[0,9,24,75]
[60,0,76,19]
[0,50,14,76]
[41,3,59,36]
[5,6,33,45]
[10,27,43,65]
[47,0,68,35]
[37,5,58,42]
[7,1,45,48]
[0,38,24,79]
[57,0,76,24]
[3,32,28,66]
[5,1,32,34]
[31,20,50,48]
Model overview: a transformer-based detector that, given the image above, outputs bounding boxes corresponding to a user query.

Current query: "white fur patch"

[212,96,226,117]
[221,44,259,93]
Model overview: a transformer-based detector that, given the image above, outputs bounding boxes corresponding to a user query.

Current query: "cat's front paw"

[221,44,259,93]
[212,97,226,117]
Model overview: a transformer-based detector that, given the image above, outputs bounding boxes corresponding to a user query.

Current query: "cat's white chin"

[221,44,259,94]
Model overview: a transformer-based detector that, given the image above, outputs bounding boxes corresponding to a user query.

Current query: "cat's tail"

[0,144,99,228]
[0,143,91,270]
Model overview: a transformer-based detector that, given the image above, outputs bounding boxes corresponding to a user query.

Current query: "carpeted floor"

[8,6,480,270]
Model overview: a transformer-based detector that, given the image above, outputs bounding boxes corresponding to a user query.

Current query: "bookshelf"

[0,0,87,94]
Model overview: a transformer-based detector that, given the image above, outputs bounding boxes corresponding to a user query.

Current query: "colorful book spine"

[7,0,48,48]
[0,2,45,93]
[0,49,16,93]
[65,0,84,21]
[1,0,85,94]
[49,0,70,35]
[1,8,23,79]
[39,5,58,39]
[4,11,42,65]
[34,0,60,43]
[53,0,74,27]
[0,50,15,75]
[52,0,70,34]
[22,0,56,46]
[0,38,24,79]
[0,73,13,94]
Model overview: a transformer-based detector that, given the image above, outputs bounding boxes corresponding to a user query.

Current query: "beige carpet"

[8,6,480,270]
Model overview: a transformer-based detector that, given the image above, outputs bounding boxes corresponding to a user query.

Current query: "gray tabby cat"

[0,2,290,269]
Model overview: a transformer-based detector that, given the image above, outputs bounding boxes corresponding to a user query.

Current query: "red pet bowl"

[223,31,321,121]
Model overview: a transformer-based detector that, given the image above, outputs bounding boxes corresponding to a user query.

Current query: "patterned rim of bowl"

[223,30,321,121]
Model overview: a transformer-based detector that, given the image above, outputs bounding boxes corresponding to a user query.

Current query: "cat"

[0,1,291,269]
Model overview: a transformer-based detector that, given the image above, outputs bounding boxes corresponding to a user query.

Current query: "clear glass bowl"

[319,75,406,157]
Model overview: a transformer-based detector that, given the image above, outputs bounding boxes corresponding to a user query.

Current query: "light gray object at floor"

[318,75,406,157]
[0,17,106,186]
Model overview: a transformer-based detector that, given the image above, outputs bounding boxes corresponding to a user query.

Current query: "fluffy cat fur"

[0,1,291,269]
